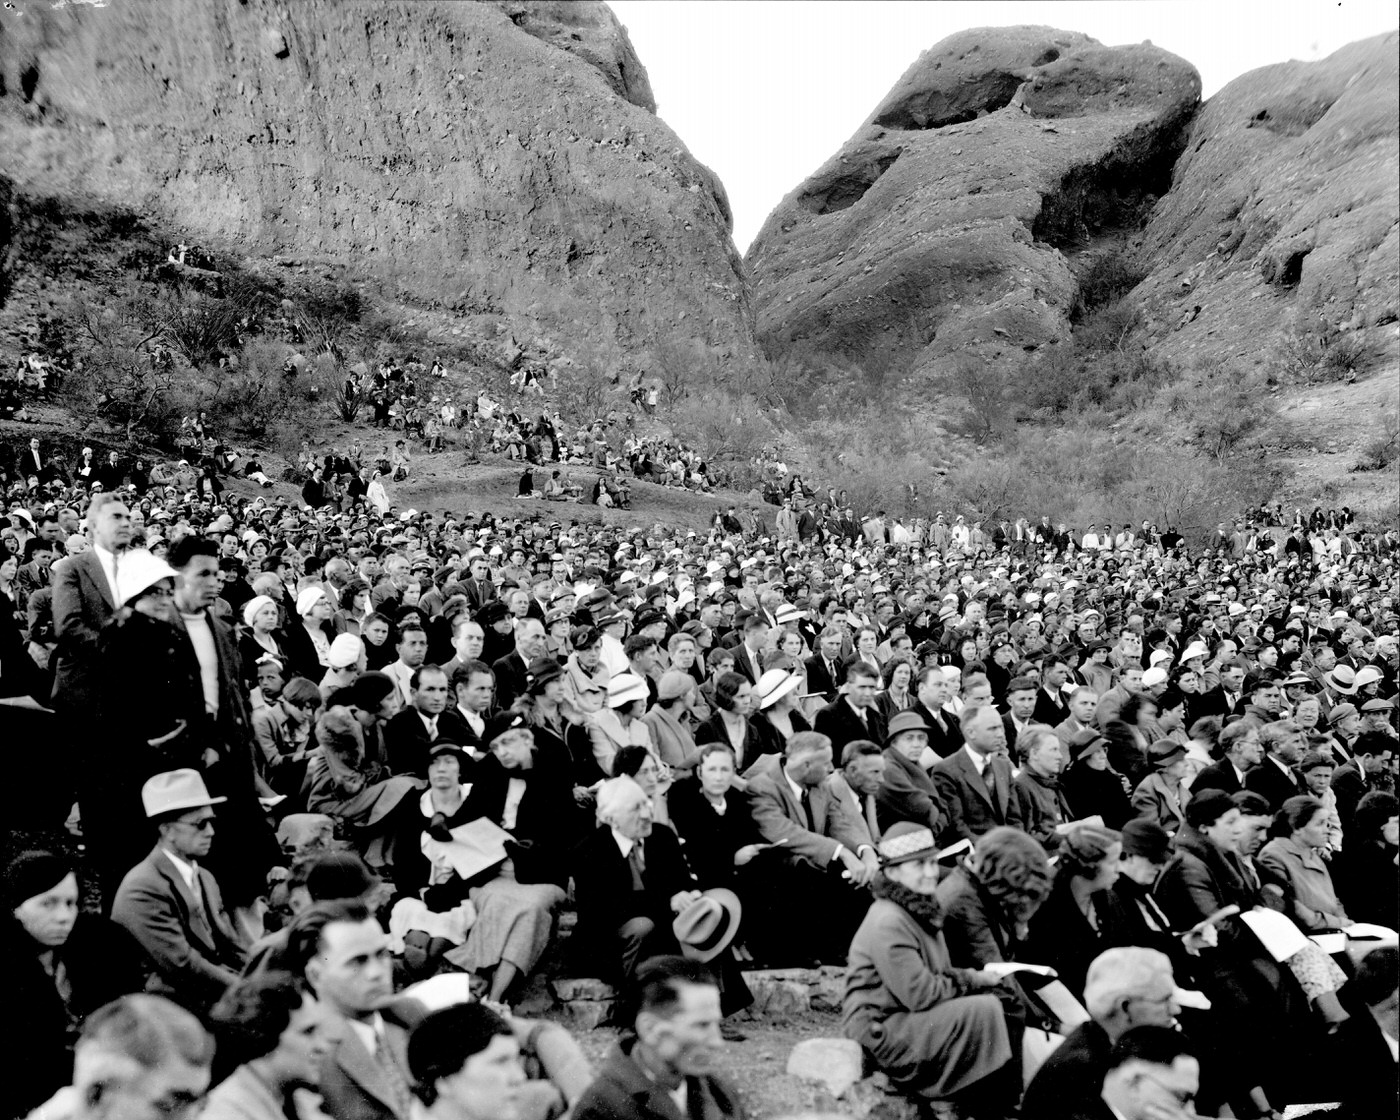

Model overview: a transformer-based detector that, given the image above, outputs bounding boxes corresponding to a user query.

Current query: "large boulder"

[0,0,752,366]
[746,27,1199,383]
[1134,33,1399,368]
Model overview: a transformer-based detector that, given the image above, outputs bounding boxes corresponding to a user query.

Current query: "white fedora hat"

[142,769,226,819]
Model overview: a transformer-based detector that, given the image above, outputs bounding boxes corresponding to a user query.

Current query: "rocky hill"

[0,0,753,369]
[745,26,1202,381]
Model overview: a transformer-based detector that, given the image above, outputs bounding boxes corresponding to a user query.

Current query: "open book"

[1240,908,1311,962]
[433,818,513,881]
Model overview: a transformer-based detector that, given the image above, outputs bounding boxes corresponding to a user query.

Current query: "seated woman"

[1258,795,1352,933]
[695,671,764,774]
[251,676,322,799]
[5,851,147,1118]
[428,729,574,1003]
[1129,740,1189,836]
[1103,692,1157,789]
[749,668,810,757]
[587,673,654,779]
[1333,790,1398,926]
[669,745,772,908]
[877,657,916,723]
[282,586,337,682]
[205,971,341,1116]
[641,671,703,774]
[1061,730,1132,829]
[1023,822,1127,998]
[844,823,1016,1114]
[236,594,288,691]
[936,826,1053,968]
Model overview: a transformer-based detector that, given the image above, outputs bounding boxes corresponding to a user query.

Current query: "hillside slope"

[0,0,754,368]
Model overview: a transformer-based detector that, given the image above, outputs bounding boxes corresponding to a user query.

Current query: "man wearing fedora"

[111,770,247,1013]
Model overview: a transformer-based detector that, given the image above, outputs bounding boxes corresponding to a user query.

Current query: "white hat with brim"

[607,673,650,709]
[1181,641,1210,662]
[755,668,802,710]
[119,549,179,606]
[296,586,328,616]
[142,768,226,819]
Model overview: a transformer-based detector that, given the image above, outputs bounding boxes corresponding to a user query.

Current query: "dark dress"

[1060,760,1133,828]
[7,914,148,1119]
[1023,872,1130,999]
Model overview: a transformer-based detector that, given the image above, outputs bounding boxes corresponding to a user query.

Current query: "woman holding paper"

[1258,795,1351,933]
[844,822,1018,1113]
[436,728,574,1002]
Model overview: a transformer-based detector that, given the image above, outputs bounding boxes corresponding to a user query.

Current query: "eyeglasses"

[176,817,216,832]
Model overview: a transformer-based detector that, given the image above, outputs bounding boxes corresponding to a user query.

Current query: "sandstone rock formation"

[746,27,1200,382]
[0,0,751,365]
[1135,33,1398,369]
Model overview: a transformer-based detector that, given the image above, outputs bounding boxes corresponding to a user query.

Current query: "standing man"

[52,492,130,712]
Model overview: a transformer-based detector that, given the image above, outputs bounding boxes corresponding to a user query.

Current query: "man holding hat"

[111,769,247,1012]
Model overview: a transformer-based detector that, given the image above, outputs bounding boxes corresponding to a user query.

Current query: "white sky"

[610,0,1399,253]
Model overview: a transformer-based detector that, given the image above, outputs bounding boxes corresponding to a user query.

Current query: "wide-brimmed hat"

[142,769,226,819]
[774,604,804,626]
[885,710,930,745]
[1325,666,1358,695]
[672,888,742,963]
[607,672,649,709]
[525,658,564,693]
[876,822,967,866]
[754,669,802,710]
[119,549,179,606]
[1068,729,1109,761]
[1353,666,1384,689]
[1180,641,1210,663]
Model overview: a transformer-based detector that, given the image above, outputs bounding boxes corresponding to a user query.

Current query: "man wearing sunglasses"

[112,769,248,1014]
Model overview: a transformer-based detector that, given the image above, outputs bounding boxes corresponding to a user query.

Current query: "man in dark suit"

[804,625,848,704]
[111,770,247,1013]
[460,556,497,611]
[909,665,963,759]
[1193,662,1247,721]
[491,617,547,709]
[814,661,887,756]
[383,664,450,777]
[745,731,876,964]
[573,955,746,1120]
[1244,719,1306,811]
[571,775,699,985]
[1189,721,1263,797]
[51,492,130,713]
[728,612,768,686]
[1333,733,1397,831]
[877,710,945,834]
[438,661,505,765]
[931,703,1024,844]
[1033,657,1073,726]
[288,899,414,1120]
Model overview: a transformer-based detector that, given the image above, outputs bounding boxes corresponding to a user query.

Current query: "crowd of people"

[2,404,1399,1120]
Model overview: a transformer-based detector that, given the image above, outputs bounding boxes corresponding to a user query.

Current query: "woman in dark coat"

[669,744,770,902]
[4,851,146,1119]
[1060,729,1133,828]
[1023,823,1128,998]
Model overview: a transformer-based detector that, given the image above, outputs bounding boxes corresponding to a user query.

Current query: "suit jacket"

[491,649,531,709]
[50,548,118,709]
[730,641,765,686]
[110,845,245,1011]
[910,700,962,758]
[318,1015,413,1120]
[875,746,943,834]
[1130,772,1188,833]
[1188,758,1247,796]
[1331,760,1373,830]
[1193,685,1242,721]
[573,1038,746,1120]
[382,708,441,777]
[804,652,844,703]
[746,765,869,868]
[813,698,886,755]
[827,770,880,847]
[1244,755,1304,811]
[1032,687,1070,727]
[930,747,1024,845]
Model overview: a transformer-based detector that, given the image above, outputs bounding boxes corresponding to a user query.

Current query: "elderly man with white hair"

[1022,946,1216,1120]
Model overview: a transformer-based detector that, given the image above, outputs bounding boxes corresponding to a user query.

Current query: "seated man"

[931,704,1024,844]
[1022,947,1194,1120]
[111,770,248,1014]
[29,995,214,1120]
[1096,1027,1201,1120]
[745,730,878,965]
[573,956,745,1120]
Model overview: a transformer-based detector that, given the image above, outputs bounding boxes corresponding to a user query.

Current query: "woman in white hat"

[748,667,809,754]
[282,585,336,681]
[235,593,287,691]
[587,672,654,779]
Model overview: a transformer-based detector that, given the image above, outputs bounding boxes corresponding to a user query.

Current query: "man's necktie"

[800,788,817,833]
[374,1030,413,1120]
[627,844,646,892]
[187,867,213,940]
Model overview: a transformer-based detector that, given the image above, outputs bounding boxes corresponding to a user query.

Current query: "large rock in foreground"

[1135,33,1399,367]
[746,26,1200,382]
[0,0,752,364]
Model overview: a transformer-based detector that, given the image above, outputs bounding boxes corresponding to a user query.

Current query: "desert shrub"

[1353,411,1399,472]
[1074,250,1147,318]
[941,355,1016,443]
[1272,324,1377,384]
